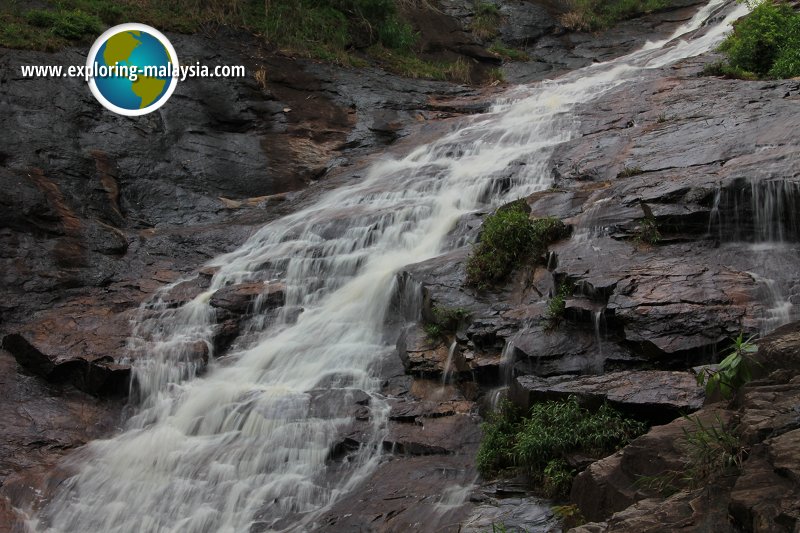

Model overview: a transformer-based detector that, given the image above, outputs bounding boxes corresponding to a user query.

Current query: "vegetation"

[0,0,474,81]
[617,166,644,178]
[466,201,569,289]
[636,415,747,494]
[681,415,747,484]
[488,42,529,62]
[559,0,669,32]
[546,279,573,324]
[634,215,661,245]
[424,305,471,340]
[709,0,800,80]
[367,45,473,82]
[470,2,502,40]
[696,333,759,400]
[552,504,586,529]
[477,398,647,498]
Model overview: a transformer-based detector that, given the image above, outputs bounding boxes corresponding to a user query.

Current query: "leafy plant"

[681,415,747,485]
[424,322,443,340]
[478,397,647,498]
[432,305,471,330]
[477,400,522,474]
[546,279,573,323]
[552,504,586,529]
[634,216,661,245]
[467,201,567,289]
[716,0,800,79]
[696,333,759,400]
[543,459,574,498]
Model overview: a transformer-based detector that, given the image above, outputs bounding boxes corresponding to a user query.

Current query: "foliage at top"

[697,333,759,400]
[559,0,669,32]
[1,0,416,61]
[711,0,800,79]
[466,201,569,289]
[477,397,647,497]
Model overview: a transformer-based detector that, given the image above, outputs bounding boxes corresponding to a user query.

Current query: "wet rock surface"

[2,0,800,530]
[511,370,705,422]
[570,324,800,532]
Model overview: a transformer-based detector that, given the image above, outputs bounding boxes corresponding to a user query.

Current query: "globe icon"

[88,24,178,115]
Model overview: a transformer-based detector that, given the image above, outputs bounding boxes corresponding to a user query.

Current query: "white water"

[33,3,746,532]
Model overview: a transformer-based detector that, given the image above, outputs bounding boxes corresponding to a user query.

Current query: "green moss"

[466,201,569,289]
[617,166,644,178]
[478,398,647,498]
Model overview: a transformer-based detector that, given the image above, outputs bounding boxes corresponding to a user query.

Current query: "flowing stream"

[34,2,747,531]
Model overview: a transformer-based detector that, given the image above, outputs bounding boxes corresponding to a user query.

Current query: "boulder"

[511,370,704,422]
[209,282,286,315]
[571,408,732,523]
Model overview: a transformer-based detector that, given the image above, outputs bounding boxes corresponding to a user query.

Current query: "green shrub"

[716,1,800,79]
[25,10,59,28]
[466,202,569,289]
[432,305,471,330]
[424,322,443,340]
[514,398,646,472]
[546,279,573,323]
[471,1,502,40]
[23,9,101,40]
[377,16,417,51]
[681,415,747,484]
[634,216,661,245]
[697,333,759,400]
[543,459,574,498]
[477,398,647,498]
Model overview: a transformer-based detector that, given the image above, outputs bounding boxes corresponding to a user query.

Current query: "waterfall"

[33,2,747,532]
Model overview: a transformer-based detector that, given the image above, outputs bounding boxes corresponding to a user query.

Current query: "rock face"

[569,324,800,532]
[511,370,705,422]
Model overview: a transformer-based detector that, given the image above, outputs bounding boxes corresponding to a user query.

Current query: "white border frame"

[86,23,180,117]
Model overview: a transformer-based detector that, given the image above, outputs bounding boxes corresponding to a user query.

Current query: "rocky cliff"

[1,0,798,531]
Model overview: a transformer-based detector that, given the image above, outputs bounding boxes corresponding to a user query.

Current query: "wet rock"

[1,303,136,396]
[738,378,800,445]
[511,370,704,422]
[571,480,737,533]
[728,453,800,532]
[396,325,457,376]
[209,282,286,315]
[509,323,644,377]
[571,408,731,523]
[752,321,800,380]
[0,349,121,498]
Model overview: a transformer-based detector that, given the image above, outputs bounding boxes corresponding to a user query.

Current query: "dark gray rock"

[511,370,705,421]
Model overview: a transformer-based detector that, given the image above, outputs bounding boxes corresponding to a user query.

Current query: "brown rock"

[396,325,461,376]
[571,408,731,522]
[511,370,704,422]
[1,302,136,395]
[209,282,286,314]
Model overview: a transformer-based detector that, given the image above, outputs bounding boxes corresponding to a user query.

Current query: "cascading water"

[710,177,800,333]
[32,2,747,532]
